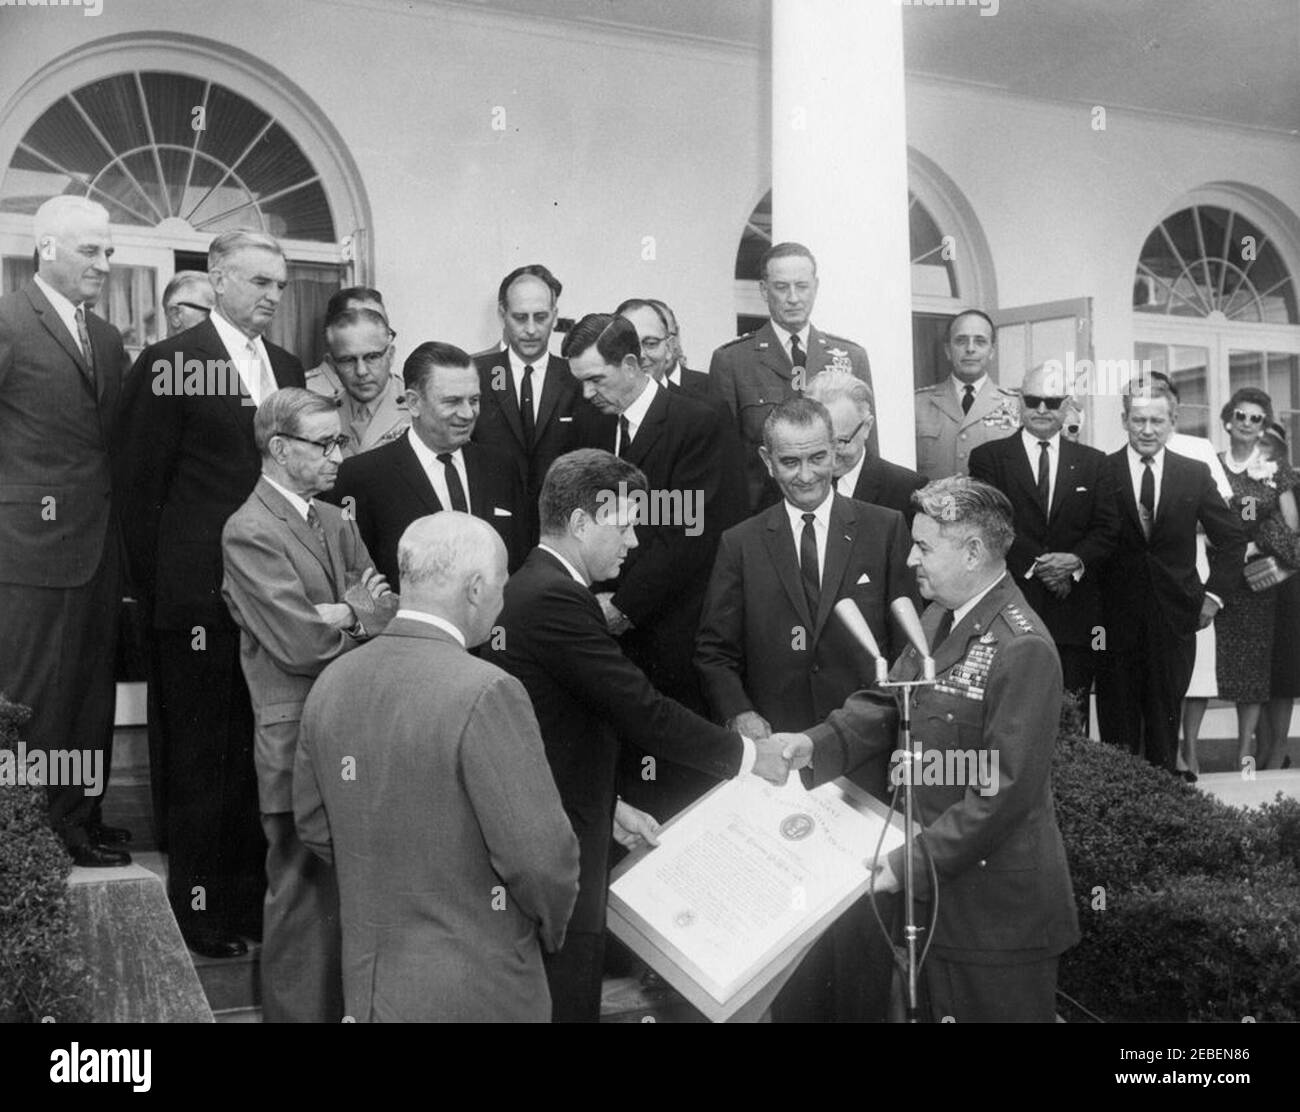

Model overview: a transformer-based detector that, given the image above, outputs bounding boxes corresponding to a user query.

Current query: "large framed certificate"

[607,774,906,1023]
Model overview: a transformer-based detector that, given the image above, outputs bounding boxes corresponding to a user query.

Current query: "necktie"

[790,334,806,369]
[618,415,632,458]
[520,364,536,449]
[799,512,819,614]
[1139,456,1155,539]
[1037,440,1051,510]
[437,452,468,512]
[248,340,276,404]
[932,608,954,649]
[353,404,371,443]
[961,384,975,415]
[74,304,96,386]
[305,502,326,547]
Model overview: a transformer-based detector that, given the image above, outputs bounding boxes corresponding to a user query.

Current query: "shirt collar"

[1127,444,1164,470]
[666,365,682,387]
[770,320,811,353]
[620,374,659,429]
[407,425,460,466]
[952,571,1007,628]
[950,373,988,398]
[261,473,313,522]
[1021,428,1060,452]
[33,272,81,317]
[211,309,267,357]
[838,450,867,496]
[783,489,833,534]
[393,609,467,648]
[538,542,586,585]
[507,346,546,378]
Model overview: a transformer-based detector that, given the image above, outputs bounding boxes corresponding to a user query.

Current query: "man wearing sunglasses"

[969,365,1120,728]
[162,270,215,337]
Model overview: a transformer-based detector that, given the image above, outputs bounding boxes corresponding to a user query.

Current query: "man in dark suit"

[297,513,579,1022]
[326,341,526,586]
[696,396,915,1022]
[969,364,1120,726]
[566,312,747,817]
[649,298,714,398]
[0,196,128,866]
[776,478,1081,1022]
[1095,378,1246,773]
[486,449,790,1022]
[473,265,582,546]
[616,297,718,404]
[709,242,874,513]
[806,368,926,521]
[222,388,397,1022]
[119,230,305,958]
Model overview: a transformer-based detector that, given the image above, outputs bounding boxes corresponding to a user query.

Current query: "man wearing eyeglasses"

[968,364,1120,727]
[311,307,408,457]
[119,230,305,960]
[223,387,396,1022]
[162,270,215,337]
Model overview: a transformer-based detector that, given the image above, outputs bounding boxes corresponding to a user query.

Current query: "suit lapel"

[394,434,444,514]
[755,321,794,384]
[463,443,489,515]
[24,284,93,388]
[1154,449,1183,532]
[931,576,1015,674]
[852,457,883,504]
[533,355,567,441]
[255,478,335,584]
[805,326,829,380]
[1111,449,1144,536]
[1006,433,1049,522]
[929,381,964,427]
[193,319,260,439]
[813,496,855,637]
[1050,440,1079,521]
[624,386,668,467]
[761,505,814,630]
[488,355,526,450]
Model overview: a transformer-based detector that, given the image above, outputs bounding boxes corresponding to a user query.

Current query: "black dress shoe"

[69,843,132,868]
[1180,770,1199,784]
[184,931,248,960]
[88,822,132,845]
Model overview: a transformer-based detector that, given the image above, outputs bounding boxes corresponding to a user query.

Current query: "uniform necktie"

[1037,439,1051,510]
[1139,456,1155,539]
[437,452,468,512]
[353,403,372,442]
[305,502,326,547]
[74,304,96,386]
[790,333,806,369]
[961,384,975,415]
[520,364,536,449]
[933,608,954,649]
[618,415,632,458]
[799,512,819,614]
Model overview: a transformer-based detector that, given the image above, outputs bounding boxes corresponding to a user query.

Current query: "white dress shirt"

[951,373,989,408]
[666,365,683,388]
[783,490,833,579]
[952,571,1008,628]
[1125,444,1164,514]
[407,427,471,513]
[1021,428,1061,507]
[836,450,867,498]
[615,375,659,454]
[770,320,812,367]
[507,346,546,423]
[33,273,87,358]
[210,310,275,405]
[393,608,466,648]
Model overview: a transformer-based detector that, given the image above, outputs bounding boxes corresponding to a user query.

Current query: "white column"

[771,0,915,465]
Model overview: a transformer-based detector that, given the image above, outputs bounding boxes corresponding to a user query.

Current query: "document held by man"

[608,775,904,1018]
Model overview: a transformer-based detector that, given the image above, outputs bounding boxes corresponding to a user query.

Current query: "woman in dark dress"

[1215,388,1290,766]
[1260,421,1300,768]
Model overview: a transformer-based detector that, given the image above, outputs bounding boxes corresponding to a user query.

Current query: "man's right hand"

[730,710,772,739]
[772,732,814,771]
[752,735,792,786]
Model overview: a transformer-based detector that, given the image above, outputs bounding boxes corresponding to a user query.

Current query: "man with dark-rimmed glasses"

[969,363,1120,727]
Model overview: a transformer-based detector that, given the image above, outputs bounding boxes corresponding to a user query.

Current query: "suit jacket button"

[945,712,954,722]
[959,433,968,440]
[978,859,987,867]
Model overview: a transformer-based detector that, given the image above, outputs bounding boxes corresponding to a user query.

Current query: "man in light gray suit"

[294,513,580,1022]
[222,388,397,1022]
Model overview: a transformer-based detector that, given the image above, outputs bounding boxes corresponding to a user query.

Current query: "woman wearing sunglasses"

[1211,387,1295,768]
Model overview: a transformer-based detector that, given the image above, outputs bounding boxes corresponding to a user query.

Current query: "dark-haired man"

[326,341,526,585]
[474,265,583,545]
[709,242,873,512]
[486,448,792,1022]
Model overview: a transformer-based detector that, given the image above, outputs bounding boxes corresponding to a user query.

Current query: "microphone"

[833,599,889,684]
[890,597,936,680]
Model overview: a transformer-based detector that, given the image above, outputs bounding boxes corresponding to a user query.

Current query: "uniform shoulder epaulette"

[1000,601,1037,636]
[817,331,862,350]
[718,331,754,349]
[915,382,942,394]
[994,385,1019,396]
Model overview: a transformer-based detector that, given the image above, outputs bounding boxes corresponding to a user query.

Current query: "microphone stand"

[870,655,937,1023]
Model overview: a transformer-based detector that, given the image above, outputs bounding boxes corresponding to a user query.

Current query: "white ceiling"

[441,0,1300,134]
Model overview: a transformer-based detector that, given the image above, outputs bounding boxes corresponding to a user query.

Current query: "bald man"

[0,196,128,865]
[295,513,579,1022]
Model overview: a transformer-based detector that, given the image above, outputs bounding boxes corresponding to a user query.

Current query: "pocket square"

[493,507,512,517]
[856,572,871,585]
[1075,486,1088,492]
[559,416,573,423]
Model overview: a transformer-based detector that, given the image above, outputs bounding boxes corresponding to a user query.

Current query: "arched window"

[1132,196,1300,456]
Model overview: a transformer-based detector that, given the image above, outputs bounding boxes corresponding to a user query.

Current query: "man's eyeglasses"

[640,337,668,354]
[1022,395,1067,411]
[167,301,211,314]
[1233,409,1266,426]
[329,346,392,371]
[275,431,351,455]
[835,420,867,448]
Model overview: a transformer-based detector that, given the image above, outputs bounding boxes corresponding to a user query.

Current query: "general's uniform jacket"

[304,364,410,457]
[806,576,1081,964]
[914,379,1020,481]
[709,321,874,512]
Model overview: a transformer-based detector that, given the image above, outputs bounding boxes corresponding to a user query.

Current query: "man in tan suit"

[295,513,580,1022]
[306,306,408,456]
[222,388,397,1022]
[914,309,1021,480]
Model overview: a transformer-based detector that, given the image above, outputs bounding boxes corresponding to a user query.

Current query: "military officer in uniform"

[915,309,1020,480]
[773,477,1080,1023]
[709,241,873,513]
[307,306,408,457]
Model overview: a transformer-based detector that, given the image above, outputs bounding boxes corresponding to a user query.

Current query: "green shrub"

[1054,732,1300,1022]
[0,692,91,1022]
